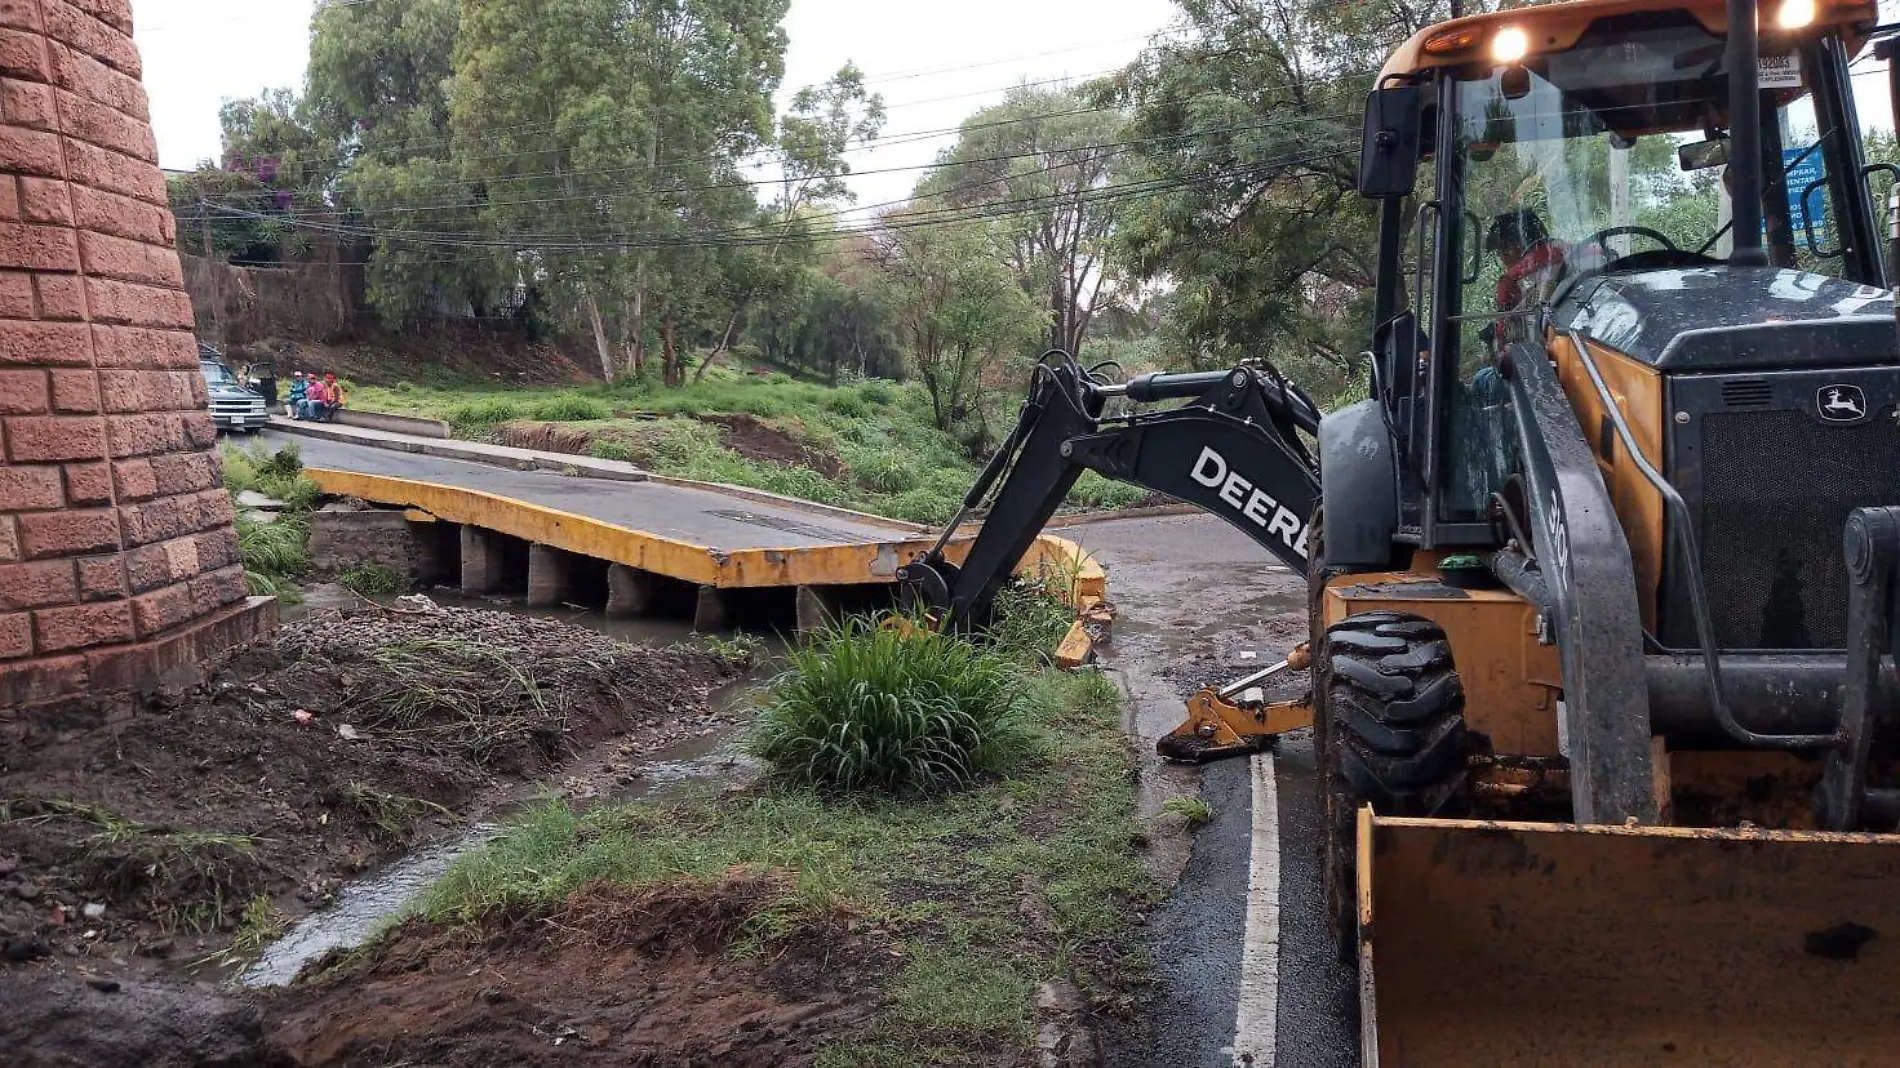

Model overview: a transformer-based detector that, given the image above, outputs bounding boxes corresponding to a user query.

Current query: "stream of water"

[241,590,775,988]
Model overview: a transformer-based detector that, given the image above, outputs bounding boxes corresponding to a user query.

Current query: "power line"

[196,141,1359,253]
[185,109,1357,219]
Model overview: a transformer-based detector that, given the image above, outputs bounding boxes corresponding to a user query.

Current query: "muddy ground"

[0,602,745,989]
[1,870,873,1068]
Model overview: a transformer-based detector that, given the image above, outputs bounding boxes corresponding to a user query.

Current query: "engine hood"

[1553,266,1899,371]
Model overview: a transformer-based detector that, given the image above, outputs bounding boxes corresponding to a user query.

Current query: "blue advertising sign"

[1784,145,1824,233]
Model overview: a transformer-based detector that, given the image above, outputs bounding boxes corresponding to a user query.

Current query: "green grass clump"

[1161,796,1215,826]
[752,621,1030,794]
[224,441,320,598]
[337,563,407,596]
[236,512,309,589]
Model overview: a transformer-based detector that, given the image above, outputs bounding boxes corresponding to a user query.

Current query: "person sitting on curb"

[317,373,345,422]
[300,375,328,420]
[286,371,307,419]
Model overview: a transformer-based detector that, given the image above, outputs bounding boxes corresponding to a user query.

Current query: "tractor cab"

[1361,0,1896,558]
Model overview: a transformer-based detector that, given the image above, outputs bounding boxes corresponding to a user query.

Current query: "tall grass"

[223,442,319,596]
[350,369,1150,526]
[751,620,1031,794]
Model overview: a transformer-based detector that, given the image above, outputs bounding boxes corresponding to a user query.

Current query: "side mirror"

[1678,137,1730,172]
[1358,85,1423,198]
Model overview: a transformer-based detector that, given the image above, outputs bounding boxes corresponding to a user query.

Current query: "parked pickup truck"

[197,344,268,434]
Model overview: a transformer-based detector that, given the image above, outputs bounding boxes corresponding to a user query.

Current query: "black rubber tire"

[1316,610,1469,962]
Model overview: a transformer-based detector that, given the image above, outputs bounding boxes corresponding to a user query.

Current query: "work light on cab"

[1776,0,1817,28]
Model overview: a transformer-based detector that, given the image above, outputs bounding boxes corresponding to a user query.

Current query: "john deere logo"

[1818,384,1870,425]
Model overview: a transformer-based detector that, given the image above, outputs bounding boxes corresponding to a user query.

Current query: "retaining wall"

[0,0,272,710]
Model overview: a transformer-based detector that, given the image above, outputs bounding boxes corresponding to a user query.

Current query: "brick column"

[0,0,272,711]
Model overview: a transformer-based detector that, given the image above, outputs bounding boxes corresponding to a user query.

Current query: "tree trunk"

[691,308,742,384]
[661,317,681,387]
[628,273,648,378]
[585,291,614,380]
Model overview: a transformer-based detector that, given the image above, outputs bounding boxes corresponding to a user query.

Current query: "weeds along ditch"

[293,585,1157,1067]
[221,441,320,600]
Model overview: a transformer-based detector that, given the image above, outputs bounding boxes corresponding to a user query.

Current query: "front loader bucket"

[1358,811,1900,1066]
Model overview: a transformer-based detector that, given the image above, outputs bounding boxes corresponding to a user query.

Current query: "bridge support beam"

[607,564,656,618]
[527,544,571,608]
[694,586,732,632]
[796,586,840,634]
[460,526,503,595]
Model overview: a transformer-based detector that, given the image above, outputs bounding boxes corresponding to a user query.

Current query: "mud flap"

[1357,811,1900,1066]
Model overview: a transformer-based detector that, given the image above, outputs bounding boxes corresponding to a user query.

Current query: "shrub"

[824,391,871,420]
[851,451,919,495]
[752,620,1029,794]
[528,396,610,422]
[587,438,638,463]
[1069,471,1146,511]
[445,399,524,430]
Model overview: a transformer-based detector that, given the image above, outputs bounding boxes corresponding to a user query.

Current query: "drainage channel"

[243,592,778,988]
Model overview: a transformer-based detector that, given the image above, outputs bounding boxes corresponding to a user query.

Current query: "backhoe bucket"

[1357,811,1900,1066]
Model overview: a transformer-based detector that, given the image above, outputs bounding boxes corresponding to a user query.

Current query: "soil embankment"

[0,603,744,985]
[269,871,877,1067]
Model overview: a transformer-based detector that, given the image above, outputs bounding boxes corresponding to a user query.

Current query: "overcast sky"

[130,0,1900,205]
[133,0,1178,209]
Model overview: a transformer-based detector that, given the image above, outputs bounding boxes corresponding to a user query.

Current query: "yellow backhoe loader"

[902,0,1900,1061]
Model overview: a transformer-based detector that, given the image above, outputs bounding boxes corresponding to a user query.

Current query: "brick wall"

[0,0,269,710]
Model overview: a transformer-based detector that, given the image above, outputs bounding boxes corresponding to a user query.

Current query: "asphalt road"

[261,430,913,551]
[1061,515,1357,1068]
[269,432,1359,1064]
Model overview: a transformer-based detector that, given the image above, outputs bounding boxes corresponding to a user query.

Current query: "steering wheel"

[1578,224,1720,274]
[1583,225,1680,255]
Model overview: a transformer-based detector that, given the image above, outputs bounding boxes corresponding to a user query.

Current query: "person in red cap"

[318,374,346,422]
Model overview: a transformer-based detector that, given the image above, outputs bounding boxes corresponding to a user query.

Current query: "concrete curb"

[1046,502,1201,528]
[269,417,652,483]
[334,409,452,438]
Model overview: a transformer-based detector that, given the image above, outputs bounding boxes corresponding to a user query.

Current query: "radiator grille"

[1695,410,1900,648]
[1720,378,1773,408]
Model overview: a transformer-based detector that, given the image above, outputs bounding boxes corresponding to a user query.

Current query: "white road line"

[1233,752,1281,1067]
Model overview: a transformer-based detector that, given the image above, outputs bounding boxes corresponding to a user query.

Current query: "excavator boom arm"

[902,356,1322,626]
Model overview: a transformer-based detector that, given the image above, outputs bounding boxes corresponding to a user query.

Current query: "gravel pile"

[276,601,653,665]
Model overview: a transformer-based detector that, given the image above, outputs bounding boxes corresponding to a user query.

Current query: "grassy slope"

[349,369,1144,526]
[418,650,1150,1065]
